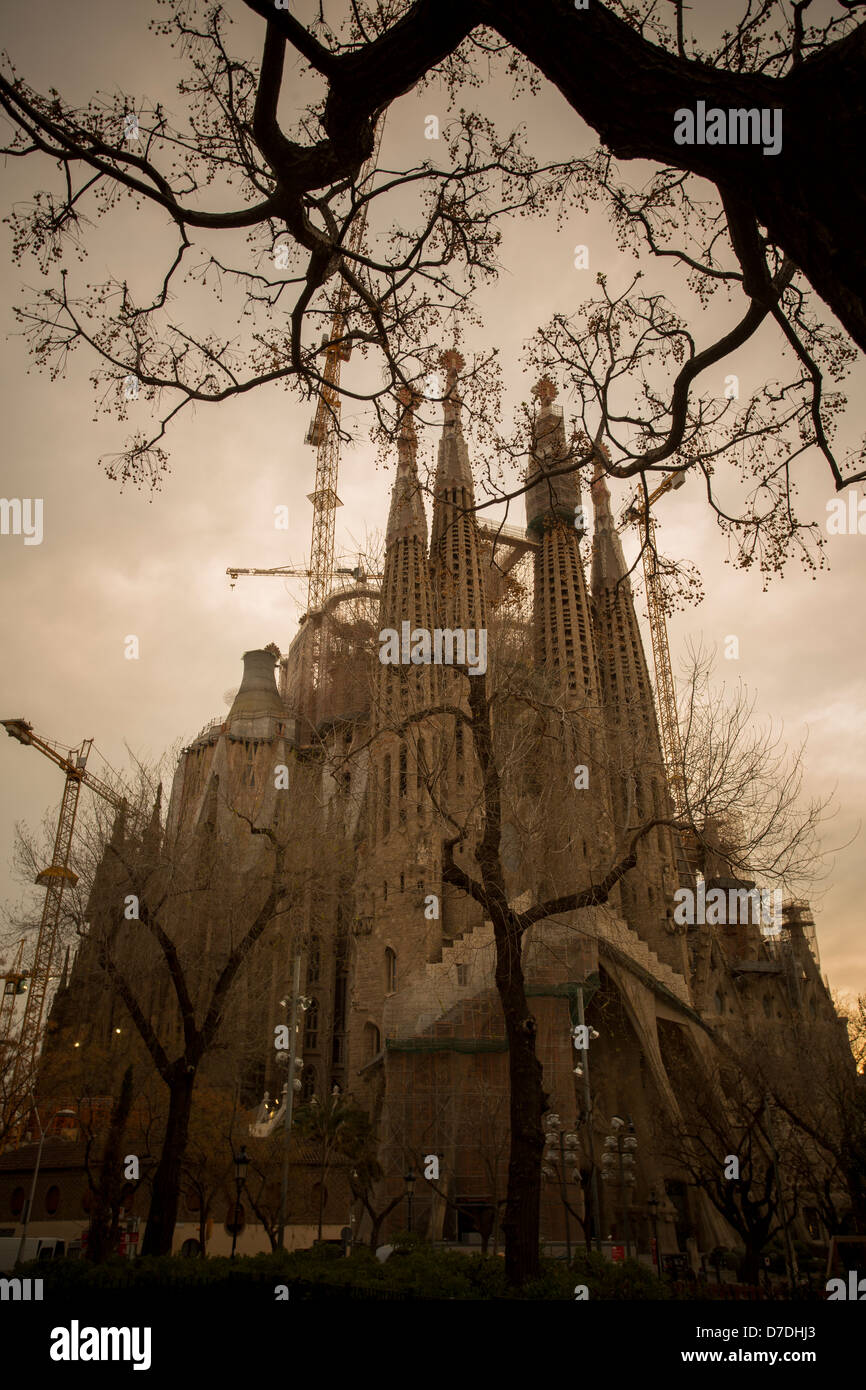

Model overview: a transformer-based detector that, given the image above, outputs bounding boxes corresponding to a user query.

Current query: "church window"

[244,742,257,788]
[304,999,319,1050]
[301,1065,317,1102]
[385,947,397,994]
[365,1022,381,1061]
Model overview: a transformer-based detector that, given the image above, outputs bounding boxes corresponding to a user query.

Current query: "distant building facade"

[26,357,849,1266]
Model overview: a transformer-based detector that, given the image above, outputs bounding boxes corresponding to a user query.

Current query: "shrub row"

[24,1244,669,1301]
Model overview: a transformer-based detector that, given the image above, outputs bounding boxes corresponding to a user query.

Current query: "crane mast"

[1,718,129,1143]
[0,938,28,1050]
[225,125,385,723]
[304,120,384,614]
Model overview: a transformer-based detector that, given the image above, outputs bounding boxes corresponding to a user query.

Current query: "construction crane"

[621,470,688,814]
[226,559,381,590]
[0,939,28,1049]
[225,124,385,718]
[0,719,130,1139]
[302,118,385,614]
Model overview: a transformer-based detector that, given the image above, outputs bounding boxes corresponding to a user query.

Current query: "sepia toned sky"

[1,1,863,1000]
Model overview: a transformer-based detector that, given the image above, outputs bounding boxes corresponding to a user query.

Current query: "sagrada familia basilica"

[36,351,841,1261]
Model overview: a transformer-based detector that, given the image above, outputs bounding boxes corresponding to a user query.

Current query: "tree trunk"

[366,1194,403,1249]
[495,912,546,1286]
[368,1209,385,1250]
[142,1067,196,1256]
[88,1065,133,1264]
[739,1245,762,1285]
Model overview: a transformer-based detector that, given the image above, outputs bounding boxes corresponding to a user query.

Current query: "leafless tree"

[738,1001,866,1234]
[654,1051,790,1284]
[10,757,311,1256]
[1,0,864,567]
[340,637,830,1282]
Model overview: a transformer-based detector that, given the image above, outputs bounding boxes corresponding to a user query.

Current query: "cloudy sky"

[1,1,863,1000]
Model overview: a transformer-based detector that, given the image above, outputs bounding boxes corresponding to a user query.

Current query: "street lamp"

[543,1113,581,1261]
[231,1145,249,1261]
[404,1169,416,1232]
[573,985,603,1253]
[278,958,308,1249]
[600,1115,637,1259]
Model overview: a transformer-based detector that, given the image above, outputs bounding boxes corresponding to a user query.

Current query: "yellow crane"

[622,470,688,815]
[0,938,28,1048]
[1,718,130,1141]
[226,559,380,590]
[302,118,385,613]
[227,126,385,716]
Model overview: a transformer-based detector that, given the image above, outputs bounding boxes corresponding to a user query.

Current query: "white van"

[0,1236,66,1271]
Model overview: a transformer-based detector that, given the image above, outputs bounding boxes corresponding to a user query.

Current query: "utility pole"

[278,955,302,1250]
[576,984,603,1252]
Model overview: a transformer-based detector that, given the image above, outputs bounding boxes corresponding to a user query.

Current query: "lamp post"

[542,1114,580,1261]
[600,1115,637,1259]
[16,1095,45,1266]
[647,1189,661,1274]
[574,985,603,1252]
[278,956,311,1249]
[404,1169,416,1232]
[230,1145,249,1261]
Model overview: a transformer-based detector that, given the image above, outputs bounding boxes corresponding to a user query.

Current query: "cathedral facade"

[39,354,844,1264]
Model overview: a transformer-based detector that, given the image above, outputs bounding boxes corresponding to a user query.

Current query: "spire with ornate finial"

[532,375,558,408]
[431,348,474,498]
[439,348,465,430]
[141,782,163,862]
[525,375,581,540]
[386,385,427,546]
[589,442,630,592]
[588,435,685,972]
[429,347,486,630]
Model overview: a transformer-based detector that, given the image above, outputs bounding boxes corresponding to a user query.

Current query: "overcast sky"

[1,1,863,1001]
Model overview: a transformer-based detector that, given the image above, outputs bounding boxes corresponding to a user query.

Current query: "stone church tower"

[39,355,843,1263]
